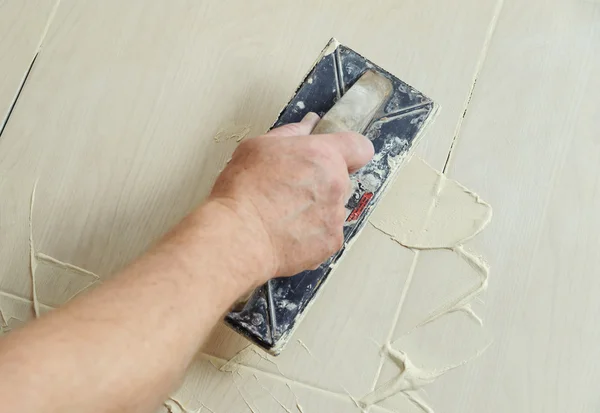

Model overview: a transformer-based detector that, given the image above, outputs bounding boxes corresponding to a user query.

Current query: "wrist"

[185,198,278,290]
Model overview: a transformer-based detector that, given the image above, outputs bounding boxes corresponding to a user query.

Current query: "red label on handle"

[346,192,374,222]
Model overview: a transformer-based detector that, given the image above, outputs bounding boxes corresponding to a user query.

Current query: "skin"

[0,112,374,413]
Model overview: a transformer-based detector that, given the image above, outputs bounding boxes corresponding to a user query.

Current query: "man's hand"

[210,112,374,279]
[0,113,374,413]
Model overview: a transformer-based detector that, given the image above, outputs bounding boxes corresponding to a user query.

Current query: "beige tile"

[436,0,600,412]
[0,0,58,127]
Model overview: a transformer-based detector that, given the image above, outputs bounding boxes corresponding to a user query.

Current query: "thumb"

[266,112,320,137]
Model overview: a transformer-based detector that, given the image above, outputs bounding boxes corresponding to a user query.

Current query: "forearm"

[0,200,272,413]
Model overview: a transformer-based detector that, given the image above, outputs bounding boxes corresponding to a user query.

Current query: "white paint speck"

[307,77,314,84]
[296,101,305,110]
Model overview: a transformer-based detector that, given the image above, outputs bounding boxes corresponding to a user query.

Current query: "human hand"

[209,112,374,281]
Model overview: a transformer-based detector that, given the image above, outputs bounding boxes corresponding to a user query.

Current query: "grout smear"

[163,397,187,413]
[0,290,55,316]
[25,178,100,318]
[447,303,483,326]
[360,342,490,411]
[234,379,261,413]
[251,347,286,377]
[285,383,306,413]
[253,374,293,413]
[219,345,255,373]
[296,339,316,360]
[342,386,367,413]
[370,158,492,250]
[201,404,215,413]
[25,180,100,314]
[413,245,489,329]
[29,179,40,318]
[0,308,7,327]
[164,397,204,413]
[370,158,492,329]
[219,344,286,378]
[368,248,420,394]
[367,158,493,411]
[36,252,100,279]
[404,391,433,413]
[213,125,251,143]
[0,308,7,335]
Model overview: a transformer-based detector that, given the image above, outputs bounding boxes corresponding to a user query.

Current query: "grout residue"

[253,374,293,413]
[285,383,306,413]
[28,179,40,317]
[296,339,316,360]
[213,125,251,143]
[22,180,100,318]
[36,252,100,279]
[360,342,491,412]
[366,157,493,411]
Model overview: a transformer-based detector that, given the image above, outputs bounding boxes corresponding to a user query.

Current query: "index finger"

[321,132,375,173]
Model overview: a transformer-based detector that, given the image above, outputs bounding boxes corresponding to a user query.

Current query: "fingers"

[266,112,320,138]
[264,112,374,173]
[322,132,375,173]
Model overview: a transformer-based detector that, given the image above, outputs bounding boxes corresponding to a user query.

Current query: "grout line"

[366,249,420,398]
[0,0,61,140]
[199,352,398,413]
[29,179,40,317]
[0,290,54,312]
[35,0,62,53]
[36,252,101,279]
[442,0,505,173]
[0,53,39,138]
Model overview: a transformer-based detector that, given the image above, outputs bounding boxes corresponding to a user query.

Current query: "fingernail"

[302,112,320,124]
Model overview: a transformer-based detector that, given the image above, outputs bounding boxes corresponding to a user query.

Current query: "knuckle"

[236,137,257,152]
[328,176,346,197]
[303,138,329,158]
[326,174,348,199]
